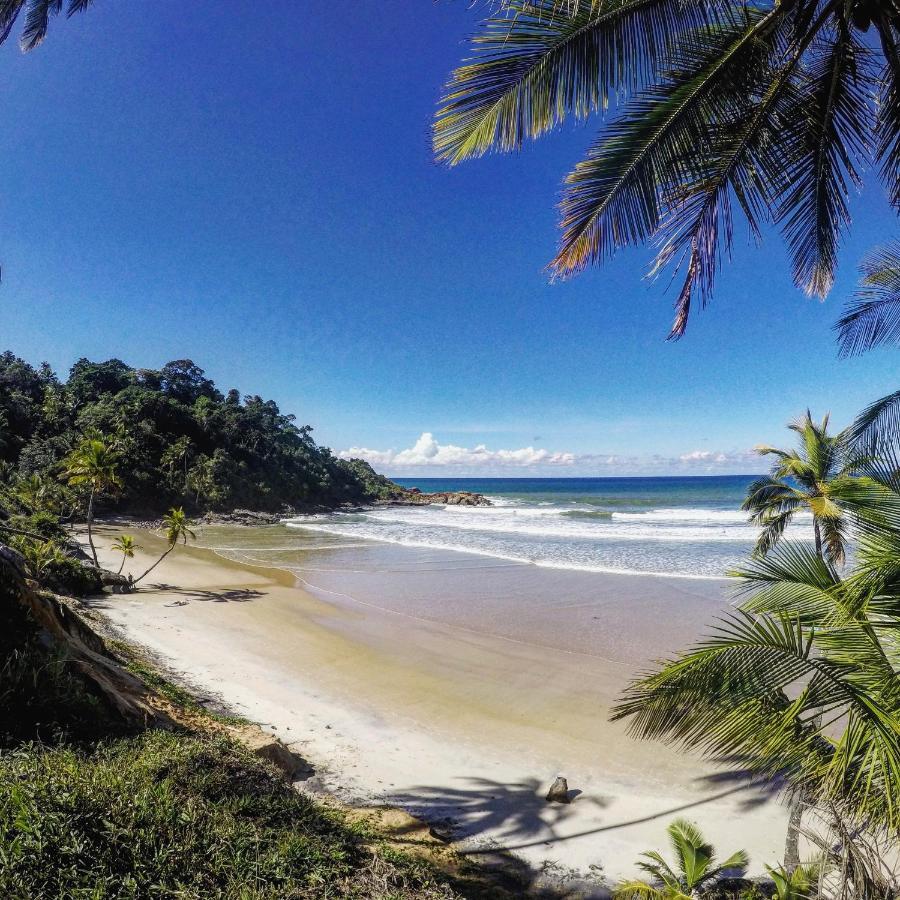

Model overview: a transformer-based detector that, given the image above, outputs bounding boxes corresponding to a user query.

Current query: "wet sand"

[88,524,788,892]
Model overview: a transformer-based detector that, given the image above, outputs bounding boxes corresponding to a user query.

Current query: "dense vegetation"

[0,351,402,516]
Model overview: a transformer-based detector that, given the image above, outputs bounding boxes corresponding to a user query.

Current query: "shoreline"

[86,523,788,893]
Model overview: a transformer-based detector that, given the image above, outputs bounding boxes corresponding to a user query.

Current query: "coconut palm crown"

[61,436,122,568]
[436,0,900,338]
[742,411,863,564]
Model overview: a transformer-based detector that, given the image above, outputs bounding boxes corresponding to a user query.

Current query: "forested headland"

[0,351,402,517]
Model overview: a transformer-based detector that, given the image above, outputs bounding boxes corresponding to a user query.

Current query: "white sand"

[87,525,789,894]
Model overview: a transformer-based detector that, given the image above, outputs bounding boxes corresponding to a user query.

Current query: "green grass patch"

[0,730,464,899]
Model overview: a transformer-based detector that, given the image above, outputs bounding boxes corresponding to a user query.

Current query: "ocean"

[273,474,802,579]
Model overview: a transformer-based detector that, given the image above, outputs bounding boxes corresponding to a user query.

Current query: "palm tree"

[742,411,863,565]
[61,437,123,568]
[612,521,900,892]
[111,535,139,576]
[614,818,747,900]
[132,508,195,585]
[436,0,900,339]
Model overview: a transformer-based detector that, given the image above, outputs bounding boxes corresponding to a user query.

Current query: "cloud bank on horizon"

[338,432,763,476]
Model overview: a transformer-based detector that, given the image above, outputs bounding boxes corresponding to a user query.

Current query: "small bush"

[0,731,463,899]
[8,510,67,542]
[44,554,104,596]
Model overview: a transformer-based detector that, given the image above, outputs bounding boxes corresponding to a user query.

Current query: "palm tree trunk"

[86,486,99,567]
[781,516,821,873]
[132,544,173,585]
[784,794,803,873]
[117,556,125,575]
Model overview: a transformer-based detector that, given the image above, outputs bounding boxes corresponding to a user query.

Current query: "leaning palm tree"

[436,0,900,338]
[61,437,123,568]
[742,411,863,565]
[110,534,139,576]
[612,524,900,894]
[614,818,747,900]
[132,508,195,585]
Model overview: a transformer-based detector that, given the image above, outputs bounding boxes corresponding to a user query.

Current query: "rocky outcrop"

[381,490,490,507]
[200,509,284,526]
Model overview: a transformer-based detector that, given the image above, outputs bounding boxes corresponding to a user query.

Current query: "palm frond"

[732,541,839,622]
[548,9,781,290]
[874,15,900,210]
[614,879,666,900]
[0,0,25,44]
[776,29,871,298]
[835,240,900,357]
[433,0,718,165]
[20,0,61,51]
[848,387,900,452]
[646,41,806,338]
[612,611,900,829]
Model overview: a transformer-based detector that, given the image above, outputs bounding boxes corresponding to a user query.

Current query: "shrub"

[44,554,104,597]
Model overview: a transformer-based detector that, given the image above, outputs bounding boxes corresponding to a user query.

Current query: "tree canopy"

[0,351,400,514]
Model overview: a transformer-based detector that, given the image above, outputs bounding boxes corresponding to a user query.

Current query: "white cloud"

[339,432,576,470]
[679,450,728,463]
[338,433,763,475]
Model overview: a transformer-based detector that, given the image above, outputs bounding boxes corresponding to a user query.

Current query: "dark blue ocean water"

[392,475,757,510]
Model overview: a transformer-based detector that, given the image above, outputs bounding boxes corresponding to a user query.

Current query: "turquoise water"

[277,475,799,579]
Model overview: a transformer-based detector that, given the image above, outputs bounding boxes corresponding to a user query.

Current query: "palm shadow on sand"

[386,769,779,856]
[148,585,265,604]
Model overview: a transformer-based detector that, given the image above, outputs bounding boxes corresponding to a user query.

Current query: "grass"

[0,730,465,899]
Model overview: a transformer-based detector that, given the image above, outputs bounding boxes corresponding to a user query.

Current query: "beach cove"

[88,519,789,891]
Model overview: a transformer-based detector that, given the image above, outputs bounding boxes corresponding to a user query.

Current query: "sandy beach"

[87,523,789,893]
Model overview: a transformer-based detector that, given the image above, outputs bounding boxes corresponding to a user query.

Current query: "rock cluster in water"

[390,489,490,507]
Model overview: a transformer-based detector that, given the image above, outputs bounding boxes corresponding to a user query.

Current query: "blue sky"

[0,2,897,476]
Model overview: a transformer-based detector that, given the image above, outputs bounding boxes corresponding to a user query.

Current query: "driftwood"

[1,543,173,728]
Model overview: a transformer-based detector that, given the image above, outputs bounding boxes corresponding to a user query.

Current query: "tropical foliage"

[614,456,900,894]
[741,411,867,564]
[436,0,900,338]
[0,352,403,516]
[836,241,900,359]
[614,819,747,900]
